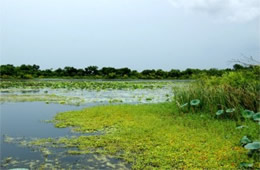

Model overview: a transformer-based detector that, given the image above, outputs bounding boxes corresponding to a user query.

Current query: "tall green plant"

[174,67,260,119]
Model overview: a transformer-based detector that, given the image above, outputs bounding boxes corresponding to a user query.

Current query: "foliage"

[27,103,259,169]
[0,64,251,79]
[174,66,260,119]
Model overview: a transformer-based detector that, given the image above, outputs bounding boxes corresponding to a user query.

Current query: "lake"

[0,80,177,169]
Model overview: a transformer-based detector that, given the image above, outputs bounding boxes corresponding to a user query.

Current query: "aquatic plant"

[190,99,200,106]
[242,110,254,119]
[244,142,260,150]
[45,103,260,169]
[253,113,260,121]
[240,136,252,146]
[216,110,224,116]
[174,68,260,119]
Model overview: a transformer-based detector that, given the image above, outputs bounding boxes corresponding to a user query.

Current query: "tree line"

[0,64,252,79]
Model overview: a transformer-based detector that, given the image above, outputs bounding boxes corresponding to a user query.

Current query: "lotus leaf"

[242,110,254,119]
[244,142,260,150]
[252,112,260,121]
[190,99,200,106]
[216,110,224,116]
[240,136,252,145]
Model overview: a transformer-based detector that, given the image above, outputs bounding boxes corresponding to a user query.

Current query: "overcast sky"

[0,0,259,70]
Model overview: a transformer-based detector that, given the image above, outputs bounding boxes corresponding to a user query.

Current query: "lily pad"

[242,110,254,119]
[216,110,224,116]
[190,99,200,106]
[240,136,252,145]
[226,108,235,113]
[252,112,260,121]
[244,142,260,150]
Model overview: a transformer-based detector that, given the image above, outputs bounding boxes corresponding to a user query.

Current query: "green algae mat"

[28,103,259,169]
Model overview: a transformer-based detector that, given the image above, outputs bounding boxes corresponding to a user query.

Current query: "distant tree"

[207,68,222,76]
[168,69,181,78]
[116,68,131,77]
[100,67,116,77]
[233,64,244,70]
[64,66,77,76]
[41,69,53,77]
[85,66,98,76]
[54,68,64,76]
[155,69,167,79]
[0,64,16,76]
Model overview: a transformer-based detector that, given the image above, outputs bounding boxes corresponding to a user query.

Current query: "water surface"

[1,102,129,169]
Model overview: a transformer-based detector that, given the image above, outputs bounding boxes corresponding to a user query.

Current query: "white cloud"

[167,0,260,22]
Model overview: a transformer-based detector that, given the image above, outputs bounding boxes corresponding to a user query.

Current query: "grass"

[30,102,259,169]
[174,69,260,120]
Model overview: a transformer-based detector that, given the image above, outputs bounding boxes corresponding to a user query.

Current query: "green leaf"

[226,108,235,113]
[216,110,224,116]
[239,162,254,168]
[244,142,260,150]
[190,99,200,106]
[242,110,254,119]
[252,112,260,121]
[240,136,252,145]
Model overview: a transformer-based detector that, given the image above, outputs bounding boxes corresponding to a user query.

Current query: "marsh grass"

[174,68,260,120]
[29,103,259,169]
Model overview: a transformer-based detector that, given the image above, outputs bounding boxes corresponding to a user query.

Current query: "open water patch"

[0,102,130,169]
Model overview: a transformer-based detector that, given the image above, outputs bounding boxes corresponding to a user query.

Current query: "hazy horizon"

[1,0,259,70]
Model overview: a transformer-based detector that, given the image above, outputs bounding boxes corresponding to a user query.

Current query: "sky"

[0,0,259,71]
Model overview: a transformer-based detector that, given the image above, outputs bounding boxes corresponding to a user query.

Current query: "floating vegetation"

[0,80,175,105]
[0,80,176,90]
[1,135,130,170]
[15,103,259,169]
